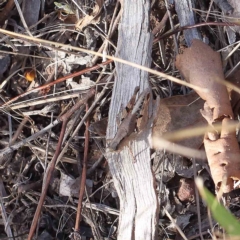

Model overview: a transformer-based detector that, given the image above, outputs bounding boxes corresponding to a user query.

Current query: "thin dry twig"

[55,73,114,165]
[13,0,33,36]
[193,158,204,240]
[74,103,90,233]
[152,137,206,159]
[164,207,188,240]
[28,121,68,240]
[0,28,209,93]
[206,0,215,21]
[152,11,169,35]
[1,59,112,107]
[7,92,80,110]
[28,88,95,239]
[0,176,13,238]
[154,21,240,43]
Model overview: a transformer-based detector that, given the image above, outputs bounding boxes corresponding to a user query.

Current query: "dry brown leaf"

[152,91,206,149]
[176,39,240,192]
[176,39,233,120]
[75,0,104,30]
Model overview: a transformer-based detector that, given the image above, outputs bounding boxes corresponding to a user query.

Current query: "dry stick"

[28,88,95,240]
[0,116,30,166]
[164,208,188,240]
[13,67,60,138]
[28,144,77,164]
[0,74,113,159]
[91,3,121,65]
[0,120,59,159]
[193,158,204,240]
[8,92,80,110]
[188,231,209,240]
[10,117,28,143]
[152,11,169,36]
[152,137,206,159]
[1,59,112,107]
[87,155,104,176]
[224,41,240,60]
[154,21,239,43]
[28,121,67,240]
[0,176,13,238]
[161,121,240,142]
[0,28,206,93]
[13,0,33,37]
[75,103,90,233]
[165,0,178,54]
[2,67,64,164]
[206,0,214,21]
[101,1,120,60]
[0,66,36,90]
[56,73,114,166]
[0,11,56,45]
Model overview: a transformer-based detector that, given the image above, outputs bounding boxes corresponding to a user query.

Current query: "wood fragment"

[106,0,158,238]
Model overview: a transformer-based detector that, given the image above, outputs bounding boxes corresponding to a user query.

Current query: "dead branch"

[75,104,90,232]
[105,0,158,238]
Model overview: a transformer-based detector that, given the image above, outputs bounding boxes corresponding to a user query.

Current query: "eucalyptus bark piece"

[204,117,240,192]
[176,39,240,192]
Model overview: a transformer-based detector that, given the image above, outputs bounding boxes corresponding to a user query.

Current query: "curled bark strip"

[176,39,240,192]
[204,118,240,192]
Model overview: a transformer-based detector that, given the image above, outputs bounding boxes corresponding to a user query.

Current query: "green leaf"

[196,178,240,236]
